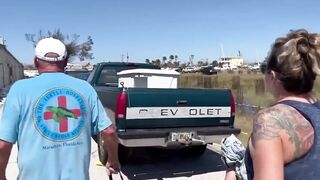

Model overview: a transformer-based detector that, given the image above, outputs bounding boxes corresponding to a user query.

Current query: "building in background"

[0,37,24,89]
[218,57,244,69]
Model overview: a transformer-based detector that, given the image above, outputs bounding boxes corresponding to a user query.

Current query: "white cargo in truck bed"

[117,68,180,88]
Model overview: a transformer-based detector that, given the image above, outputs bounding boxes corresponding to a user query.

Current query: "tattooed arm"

[249,105,314,180]
[249,107,285,180]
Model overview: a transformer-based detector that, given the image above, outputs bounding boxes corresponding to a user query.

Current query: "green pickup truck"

[87,62,240,164]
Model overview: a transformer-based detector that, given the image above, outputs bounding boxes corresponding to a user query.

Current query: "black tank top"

[244,100,320,180]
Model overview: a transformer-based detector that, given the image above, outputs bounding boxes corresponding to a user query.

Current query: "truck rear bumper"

[117,126,241,147]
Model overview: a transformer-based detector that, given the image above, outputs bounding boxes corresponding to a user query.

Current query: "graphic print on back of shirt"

[33,88,87,142]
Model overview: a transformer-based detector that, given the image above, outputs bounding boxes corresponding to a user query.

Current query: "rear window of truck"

[96,63,160,86]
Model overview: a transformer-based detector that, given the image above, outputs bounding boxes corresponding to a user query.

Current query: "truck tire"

[185,145,207,157]
[97,133,129,165]
[97,133,107,165]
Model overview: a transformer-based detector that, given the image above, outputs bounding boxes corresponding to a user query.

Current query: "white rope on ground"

[235,103,265,109]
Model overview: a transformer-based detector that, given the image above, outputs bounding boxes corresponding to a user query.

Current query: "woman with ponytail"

[225,29,320,180]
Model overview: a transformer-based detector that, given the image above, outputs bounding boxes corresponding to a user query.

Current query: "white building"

[219,57,244,69]
[0,37,24,89]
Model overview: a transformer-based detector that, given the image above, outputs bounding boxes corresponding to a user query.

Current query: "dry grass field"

[179,70,320,145]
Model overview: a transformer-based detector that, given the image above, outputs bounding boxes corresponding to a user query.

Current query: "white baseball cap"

[35,37,67,61]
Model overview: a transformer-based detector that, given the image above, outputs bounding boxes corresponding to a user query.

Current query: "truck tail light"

[230,92,236,117]
[116,91,127,119]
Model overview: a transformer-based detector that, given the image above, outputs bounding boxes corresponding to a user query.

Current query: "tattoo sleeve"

[251,105,314,158]
[251,108,283,144]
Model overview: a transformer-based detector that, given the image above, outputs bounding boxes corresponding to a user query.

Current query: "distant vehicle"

[24,70,39,78]
[174,67,183,73]
[182,66,197,73]
[65,69,91,80]
[200,66,218,75]
[248,63,261,71]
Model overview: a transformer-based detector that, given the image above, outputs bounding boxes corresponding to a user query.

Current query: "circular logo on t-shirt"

[33,88,87,142]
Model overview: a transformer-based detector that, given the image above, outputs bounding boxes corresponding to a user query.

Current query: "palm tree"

[161,56,167,68]
[169,55,174,61]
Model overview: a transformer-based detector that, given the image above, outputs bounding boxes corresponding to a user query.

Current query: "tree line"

[145,55,220,69]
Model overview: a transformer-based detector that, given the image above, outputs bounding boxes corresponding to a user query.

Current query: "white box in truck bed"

[117,68,180,88]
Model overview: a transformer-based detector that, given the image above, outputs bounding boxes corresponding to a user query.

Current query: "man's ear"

[34,57,39,68]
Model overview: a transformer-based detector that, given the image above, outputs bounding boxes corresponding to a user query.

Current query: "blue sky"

[1,0,320,65]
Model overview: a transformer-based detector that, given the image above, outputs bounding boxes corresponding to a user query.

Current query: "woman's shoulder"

[251,105,287,145]
[251,103,311,145]
[252,103,314,161]
[252,104,292,128]
[256,102,310,119]
[254,103,313,135]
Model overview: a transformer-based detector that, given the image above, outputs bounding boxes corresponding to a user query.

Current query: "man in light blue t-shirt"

[0,38,120,180]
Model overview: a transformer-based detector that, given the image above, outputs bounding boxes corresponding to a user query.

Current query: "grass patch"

[179,71,274,107]
[180,71,320,107]
[234,111,253,146]
[180,71,320,145]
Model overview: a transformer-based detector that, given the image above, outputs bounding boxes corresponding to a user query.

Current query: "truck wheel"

[97,133,129,165]
[97,133,107,166]
[186,145,207,156]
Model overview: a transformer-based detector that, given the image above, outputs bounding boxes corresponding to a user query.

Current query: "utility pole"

[121,54,124,62]
[126,52,129,62]
[189,54,194,66]
[220,44,225,60]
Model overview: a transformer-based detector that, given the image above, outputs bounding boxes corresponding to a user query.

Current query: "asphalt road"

[1,104,227,180]
[6,142,226,180]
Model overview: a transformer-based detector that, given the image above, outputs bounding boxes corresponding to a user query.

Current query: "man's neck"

[35,58,67,74]
[37,68,64,74]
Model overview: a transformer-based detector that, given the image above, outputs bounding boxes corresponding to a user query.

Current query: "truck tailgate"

[117,88,235,129]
